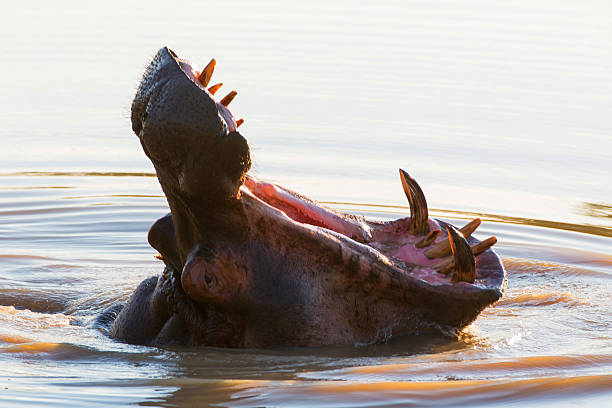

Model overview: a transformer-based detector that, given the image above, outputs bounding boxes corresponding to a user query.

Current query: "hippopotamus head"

[131,47,251,265]
[122,47,506,347]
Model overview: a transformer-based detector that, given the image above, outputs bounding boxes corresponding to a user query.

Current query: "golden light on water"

[0,0,611,406]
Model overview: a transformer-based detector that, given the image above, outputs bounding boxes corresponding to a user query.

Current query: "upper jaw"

[130,47,230,149]
[131,46,250,190]
[132,47,253,264]
[173,54,238,133]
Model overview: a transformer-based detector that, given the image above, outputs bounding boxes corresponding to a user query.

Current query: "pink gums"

[242,176,457,286]
[244,176,372,242]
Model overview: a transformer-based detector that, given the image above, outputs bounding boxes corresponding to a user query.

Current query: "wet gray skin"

[108,47,506,347]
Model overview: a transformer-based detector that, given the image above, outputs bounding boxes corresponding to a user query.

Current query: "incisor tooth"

[435,258,454,275]
[220,91,237,106]
[425,218,482,259]
[471,236,497,256]
[208,83,223,95]
[415,229,440,248]
[197,58,216,87]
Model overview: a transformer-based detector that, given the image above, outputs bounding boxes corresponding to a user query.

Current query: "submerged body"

[108,47,506,347]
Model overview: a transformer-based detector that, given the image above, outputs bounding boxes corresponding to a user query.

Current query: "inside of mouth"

[163,51,492,289]
[243,176,373,241]
[242,176,459,286]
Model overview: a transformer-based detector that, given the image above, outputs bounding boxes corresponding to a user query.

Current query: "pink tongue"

[392,243,441,268]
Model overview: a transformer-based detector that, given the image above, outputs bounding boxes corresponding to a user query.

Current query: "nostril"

[131,117,143,135]
[204,274,213,287]
[131,93,150,136]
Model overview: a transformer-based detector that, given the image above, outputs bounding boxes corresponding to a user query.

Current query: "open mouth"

[241,171,500,289]
[118,46,508,347]
[168,49,502,291]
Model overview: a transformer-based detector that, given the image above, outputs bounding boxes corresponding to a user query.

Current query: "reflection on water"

[581,202,612,219]
[0,171,157,178]
[1,0,611,406]
[326,201,612,238]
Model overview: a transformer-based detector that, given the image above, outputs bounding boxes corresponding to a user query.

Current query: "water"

[1,0,611,406]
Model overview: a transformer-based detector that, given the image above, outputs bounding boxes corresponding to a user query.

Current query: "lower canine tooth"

[398,169,429,236]
[425,218,482,259]
[434,236,497,276]
[447,226,476,283]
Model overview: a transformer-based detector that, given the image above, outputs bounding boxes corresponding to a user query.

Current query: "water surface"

[1,0,611,406]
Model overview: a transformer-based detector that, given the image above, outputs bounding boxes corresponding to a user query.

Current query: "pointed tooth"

[447,226,476,283]
[197,58,216,87]
[415,229,440,248]
[471,236,497,256]
[434,257,454,275]
[220,90,237,106]
[425,240,450,259]
[435,236,498,275]
[460,218,482,237]
[399,169,429,235]
[236,118,244,127]
[208,83,223,95]
[424,218,481,259]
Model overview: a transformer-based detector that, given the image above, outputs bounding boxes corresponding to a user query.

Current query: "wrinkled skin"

[108,47,506,347]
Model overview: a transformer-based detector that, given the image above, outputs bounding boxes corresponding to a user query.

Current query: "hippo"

[107,47,506,347]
